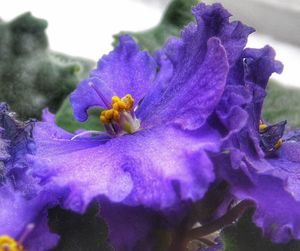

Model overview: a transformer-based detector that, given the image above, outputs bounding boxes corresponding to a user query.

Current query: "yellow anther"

[104,109,114,120]
[0,235,25,251]
[112,102,119,111]
[113,101,126,111]
[274,138,283,150]
[112,96,121,104]
[259,120,268,132]
[100,114,109,125]
[122,94,134,110]
[99,94,135,125]
[259,124,268,132]
[112,110,120,122]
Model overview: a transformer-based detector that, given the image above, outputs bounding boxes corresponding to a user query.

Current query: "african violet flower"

[26,3,268,250]
[208,37,300,243]
[0,104,60,251]
[30,8,232,210]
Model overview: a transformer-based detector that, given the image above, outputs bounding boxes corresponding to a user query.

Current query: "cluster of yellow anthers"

[259,120,283,150]
[100,94,134,125]
[0,235,25,251]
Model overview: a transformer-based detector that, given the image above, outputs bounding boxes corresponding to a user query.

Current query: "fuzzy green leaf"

[0,12,94,119]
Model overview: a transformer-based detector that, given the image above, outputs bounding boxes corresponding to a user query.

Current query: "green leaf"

[222,209,300,251]
[48,201,114,251]
[0,12,94,119]
[55,98,103,132]
[263,81,300,129]
[113,0,198,52]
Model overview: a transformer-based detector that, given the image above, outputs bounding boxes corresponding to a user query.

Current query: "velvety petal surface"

[137,3,255,130]
[98,196,168,251]
[30,117,219,212]
[70,35,157,122]
[138,37,228,130]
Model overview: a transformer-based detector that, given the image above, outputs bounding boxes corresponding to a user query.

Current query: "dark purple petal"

[138,37,229,130]
[243,46,284,90]
[30,118,219,212]
[138,3,254,130]
[192,3,254,66]
[234,174,300,243]
[215,151,300,243]
[98,196,168,251]
[70,35,157,122]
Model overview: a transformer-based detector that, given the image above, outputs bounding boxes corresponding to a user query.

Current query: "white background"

[0,0,299,87]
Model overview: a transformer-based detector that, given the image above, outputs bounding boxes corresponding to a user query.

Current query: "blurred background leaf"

[263,81,300,129]
[0,12,94,119]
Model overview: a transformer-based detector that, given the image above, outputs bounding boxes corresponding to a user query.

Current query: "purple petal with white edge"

[138,37,229,130]
[70,35,157,122]
[30,119,219,212]
[0,185,59,251]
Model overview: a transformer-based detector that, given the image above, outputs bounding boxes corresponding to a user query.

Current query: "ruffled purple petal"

[138,37,228,130]
[192,3,254,66]
[70,35,157,122]
[30,118,219,212]
[234,173,300,243]
[138,3,254,130]
[215,151,300,243]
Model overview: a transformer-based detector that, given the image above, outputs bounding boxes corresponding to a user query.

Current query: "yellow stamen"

[122,94,134,110]
[259,124,268,132]
[100,112,109,125]
[274,138,283,150]
[99,94,135,125]
[112,110,120,122]
[0,235,25,251]
[104,109,114,120]
[112,96,121,104]
[259,120,268,133]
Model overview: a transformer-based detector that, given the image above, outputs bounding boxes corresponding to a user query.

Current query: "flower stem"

[187,200,255,241]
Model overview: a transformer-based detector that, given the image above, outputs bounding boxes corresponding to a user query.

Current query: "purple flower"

[31,10,233,211]
[28,3,256,249]
[210,33,300,242]
[27,2,296,249]
[0,103,59,251]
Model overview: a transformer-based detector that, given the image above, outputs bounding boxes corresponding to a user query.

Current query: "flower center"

[0,236,25,251]
[100,94,140,135]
